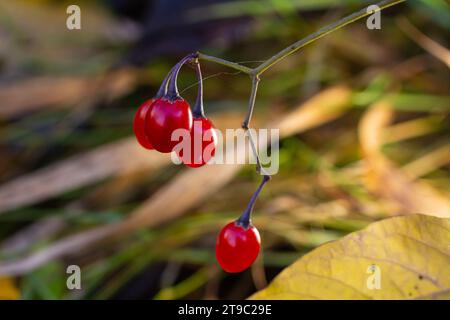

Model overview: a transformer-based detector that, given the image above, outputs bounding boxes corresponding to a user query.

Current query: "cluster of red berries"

[133,53,218,167]
[133,54,268,273]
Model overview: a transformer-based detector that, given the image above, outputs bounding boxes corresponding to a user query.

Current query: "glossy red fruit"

[133,99,155,149]
[177,117,217,168]
[216,221,261,273]
[146,97,193,153]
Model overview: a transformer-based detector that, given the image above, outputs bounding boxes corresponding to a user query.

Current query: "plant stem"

[156,64,177,98]
[247,128,268,175]
[194,1,407,228]
[237,175,270,228]
[195,0,405,176]
[197,0,406,76]
[242,76,260,129]
[242,75,267,174]
[168,53,198,100]
[255,0,406,75]
[192,60,205,118]
[197,52,253,74]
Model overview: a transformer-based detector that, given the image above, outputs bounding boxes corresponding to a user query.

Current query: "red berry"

[133,99,155,150]
[216,221,261,273]
[177,117,217,168]
[146,97,193,153]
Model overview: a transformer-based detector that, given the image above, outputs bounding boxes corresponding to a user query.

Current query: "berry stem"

[247,128,268,176]
[242,76,267,175]
[254,0,404,76]
[195,0,406,176]
[192,60,205,118]
[167,53,198,100]
[241,75,259,130]
[197,0,405,76]
[197,52,253,74]
[155,64,177,98]
[237,175,270,228]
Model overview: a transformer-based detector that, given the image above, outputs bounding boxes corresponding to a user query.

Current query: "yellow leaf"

[0,277,20,300]
[250,215,450,300]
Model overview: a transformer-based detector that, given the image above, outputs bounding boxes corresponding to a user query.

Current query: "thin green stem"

[197,0,405,76]
[242,76,260,130]
[247,128,269,175]
[242,75,267,174]
[256,0,406,75]
[197,52,253,74]
[195,0,406,176]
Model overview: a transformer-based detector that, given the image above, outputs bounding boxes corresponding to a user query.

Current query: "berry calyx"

[216,221,261,273]
[145,54,197,153]
[133,64,176,150]
[216,175,270,273]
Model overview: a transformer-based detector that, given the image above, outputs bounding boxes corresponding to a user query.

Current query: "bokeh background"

[0,0,449,299]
